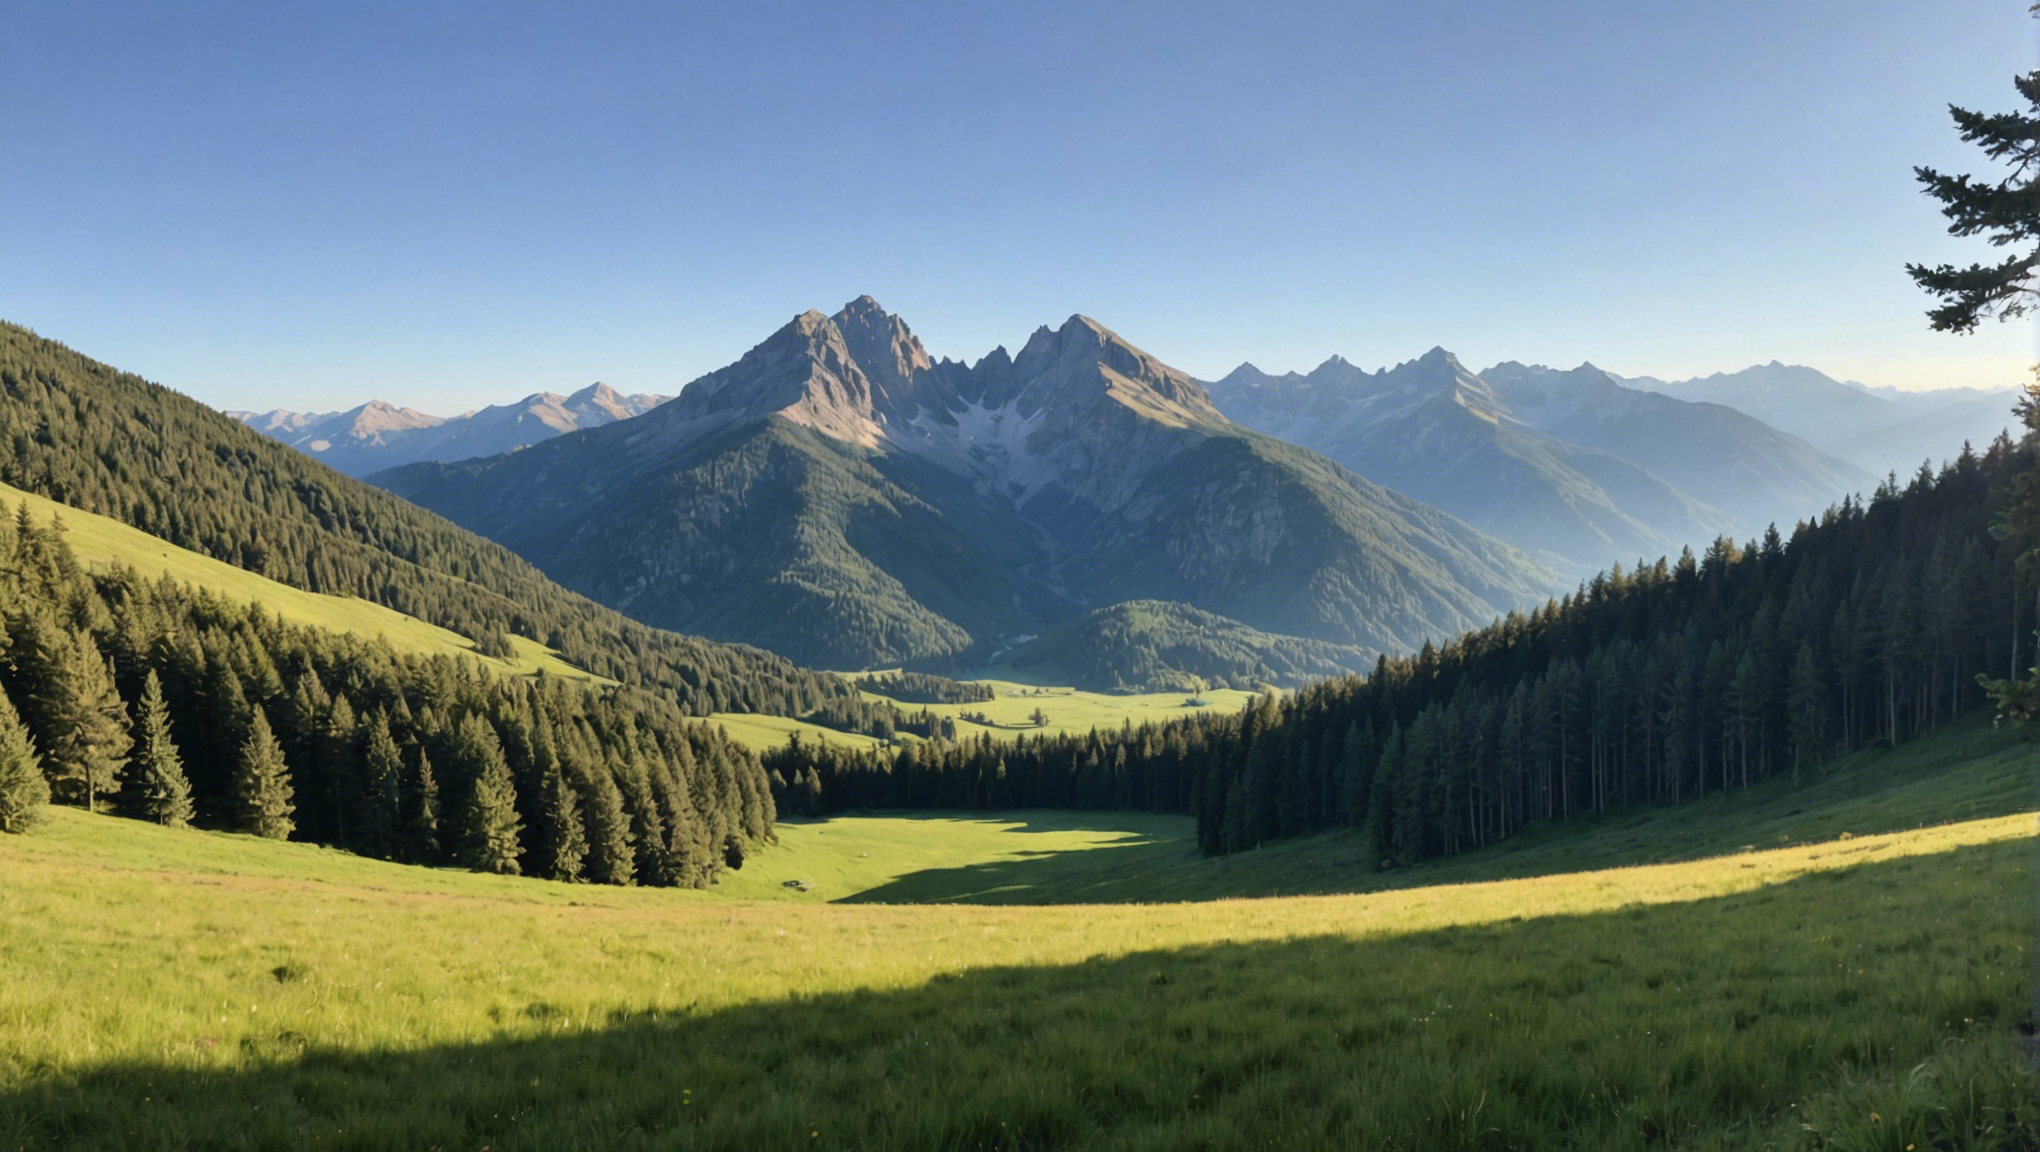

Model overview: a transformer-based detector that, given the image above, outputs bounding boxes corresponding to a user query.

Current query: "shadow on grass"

[832,720,2040,906]
[6,842,2032,1152]
[812,810,1194,906]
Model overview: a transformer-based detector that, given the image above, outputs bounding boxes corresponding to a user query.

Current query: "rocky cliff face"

[374,298,1559,670]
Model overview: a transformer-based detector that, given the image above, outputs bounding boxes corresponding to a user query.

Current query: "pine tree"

[1786,642,1828,779]
[233,706,295,839]
[578,764,635,886]
[1907,54,2040,331]
[453,715,522,875]
[535,761,588,882]
[359,710,403,859]
[28,622,131,812]
[127,670,193,827]
[0,682,50,833]
[404,748,441,863]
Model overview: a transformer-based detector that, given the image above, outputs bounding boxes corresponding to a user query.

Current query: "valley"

[0,718,2029,1150]
[8,6,2037,1150]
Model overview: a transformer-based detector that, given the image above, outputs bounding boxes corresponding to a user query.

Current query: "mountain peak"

[831,295,930,403]
[1217,362,1267,388]
[836,294,893,322]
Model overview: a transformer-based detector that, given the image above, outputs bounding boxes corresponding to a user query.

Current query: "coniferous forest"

[0,498,774,885]
[0,322,853,718]
[771,429,2033,871]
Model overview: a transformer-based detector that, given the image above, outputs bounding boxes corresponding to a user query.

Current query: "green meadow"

[709,679,1259,754]
[0,721,2032,1150]
[0,481,603,683]
[861,677,1260,736]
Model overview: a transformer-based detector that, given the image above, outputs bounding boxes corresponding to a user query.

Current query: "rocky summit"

[373,298,1559,670]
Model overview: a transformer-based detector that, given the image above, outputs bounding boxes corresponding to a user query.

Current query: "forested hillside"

[767,427,2031,870]
[0,322,851,717]
[1000,600,1370,692]
[0,498,771,885]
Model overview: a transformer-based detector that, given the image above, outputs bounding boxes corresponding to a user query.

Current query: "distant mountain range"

[223,310,2024,683]
[374,298,1560,671]
[1204,352,1872,574]
[231,382,669,477]
[1616,361,2018,479]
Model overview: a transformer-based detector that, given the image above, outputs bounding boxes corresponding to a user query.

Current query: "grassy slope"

[0,480,605,683]
[866,678,1258,734]
[712,713,2039,905]
[708,681,1258,753]
[0,722,2031,1150]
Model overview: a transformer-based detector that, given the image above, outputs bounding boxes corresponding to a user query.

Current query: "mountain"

[998,600,1372,692]
[1205,350,1868,574]
[232,382,669,477]
[0,321,844,716]
[1476,360,1872,538]
[376,298,1560,671]
[1619,361,2018,477]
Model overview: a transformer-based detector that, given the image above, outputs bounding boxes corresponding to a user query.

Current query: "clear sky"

[3,0,2034,415]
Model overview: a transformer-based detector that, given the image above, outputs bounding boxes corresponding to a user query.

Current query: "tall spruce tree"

[578,764,635,886]
[359,710,404,859]
[535,761,588,882]
[452,714,522,875]
[0,681,50,833]
[29,624,131,812]
[127,670,194,827]
[233,706,295,839]
[404,747,441,863]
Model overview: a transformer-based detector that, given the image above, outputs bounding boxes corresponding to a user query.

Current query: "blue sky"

[3,1,2033,414]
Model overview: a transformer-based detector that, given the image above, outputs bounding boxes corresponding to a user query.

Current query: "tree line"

[769,433,2030,872]
[0,499,775,886]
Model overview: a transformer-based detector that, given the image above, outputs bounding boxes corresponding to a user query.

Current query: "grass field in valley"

[0,481,604,683]
[0,721,2033,1150]
[710,680,1260,755]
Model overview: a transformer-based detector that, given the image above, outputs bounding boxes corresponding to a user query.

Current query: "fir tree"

[535,761,588,882]
[453,715,522,875]
[359,710,403,859]
[233,706,295,839]
[1907,48,2040,332]
[28,622,131,812]
[578,764,635,886]
[0,681,50,833]
[127,670,193,827]
[404,748,441,863]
